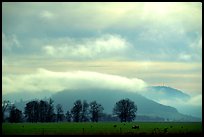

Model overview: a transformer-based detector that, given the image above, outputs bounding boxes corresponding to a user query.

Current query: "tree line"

[2,98,137,123]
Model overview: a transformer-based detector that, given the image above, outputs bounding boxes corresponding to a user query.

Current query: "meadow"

[2,122,202,135]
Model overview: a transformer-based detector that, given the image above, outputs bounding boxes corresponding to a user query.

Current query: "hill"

[51,88,200,121]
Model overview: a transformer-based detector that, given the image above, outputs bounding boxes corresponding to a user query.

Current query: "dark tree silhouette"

[24,99,55,122]
[71,100,82,122]
[46,98,55,122]
[56,104,64,122]
[65,110,72,122]
[24,100,39,122]
[81,100,89,122]
[113,98,137,122]
[39,100,47,122]
[8,105,22,123]
[89,101,104,122]
[2,100,10,122]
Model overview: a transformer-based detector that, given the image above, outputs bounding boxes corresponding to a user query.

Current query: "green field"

[2,122,202,135]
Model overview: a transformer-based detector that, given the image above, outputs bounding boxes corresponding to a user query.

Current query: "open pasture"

[2,122,202,135]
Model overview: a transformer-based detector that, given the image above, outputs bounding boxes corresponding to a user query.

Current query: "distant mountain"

[140,86,201,119]
[141,86,190,101]
[2,91,53,103]
[6,86,201,122]
[50,88,200,122]
[142,86,190,101]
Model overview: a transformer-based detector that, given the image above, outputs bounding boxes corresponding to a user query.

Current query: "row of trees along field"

[2,98,137,123]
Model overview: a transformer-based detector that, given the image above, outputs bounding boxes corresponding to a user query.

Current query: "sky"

[2,2,202,103]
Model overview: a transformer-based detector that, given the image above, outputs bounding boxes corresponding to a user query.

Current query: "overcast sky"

[2,2,202,98]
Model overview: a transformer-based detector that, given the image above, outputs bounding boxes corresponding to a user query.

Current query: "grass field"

[2,122,202,135]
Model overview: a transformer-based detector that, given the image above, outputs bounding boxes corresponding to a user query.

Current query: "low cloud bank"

[3,68,147,95]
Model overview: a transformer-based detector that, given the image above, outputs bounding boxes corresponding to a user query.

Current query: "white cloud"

[178,53,192,61]
[2,68,147,95]
[43,45,55,56]
[40,10,54,19]
[42,34,131,59]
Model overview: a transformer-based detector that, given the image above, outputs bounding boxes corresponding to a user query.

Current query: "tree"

[8,105,22,123]
[2,100,10,122]
[39,100,47,122]
[71,100,82,122]
[113,98,137,122]
[56,104,64,122]
[89,101,104,122]
[81,100,89,122]
[24,99,55,122]
[46,98,55,122]
[65,110,72,122]
[24,100,39,122]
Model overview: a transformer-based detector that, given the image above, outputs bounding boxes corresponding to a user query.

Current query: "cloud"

[3,3,201,32]
[188,94,202,106]
[2,68,147,95]
[176,36,202,62]
[2,32,20,50]
[2,58,201,95]
[43,45,55,55]
[40,10,54,19]
[42,34,131,59]
[191,36,202,50]
[198,37,202,49]
[2,3,202,62]
[157,94,202,118]
[189,36,202,59]
[158,94,202,107]
[2,59,5,66]
[178,53,192,61]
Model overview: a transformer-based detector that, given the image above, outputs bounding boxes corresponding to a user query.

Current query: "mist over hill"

[50,88,200,121]
[141,86,201,118]
[143,86,190,100]
[4,85,201,121]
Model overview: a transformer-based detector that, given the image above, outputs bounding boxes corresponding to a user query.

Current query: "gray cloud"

[3,3,201,33]
[2,3,202,62]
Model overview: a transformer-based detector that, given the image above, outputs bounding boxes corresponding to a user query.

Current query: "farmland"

[2,122,202,135]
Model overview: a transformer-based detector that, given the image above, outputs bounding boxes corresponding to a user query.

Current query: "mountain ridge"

[50,88,200,121]
[4,86,201,121]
